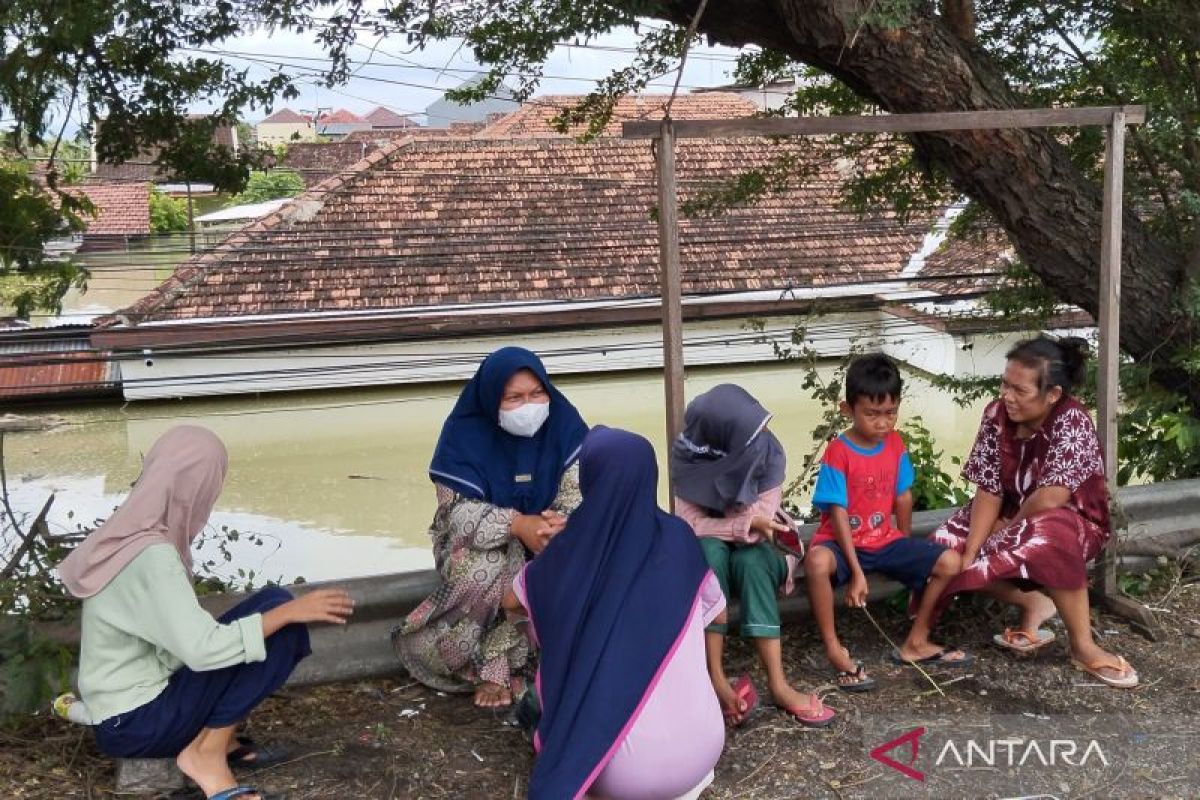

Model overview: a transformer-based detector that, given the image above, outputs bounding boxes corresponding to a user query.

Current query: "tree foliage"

[231,169,306,204]
[148,188,190,233]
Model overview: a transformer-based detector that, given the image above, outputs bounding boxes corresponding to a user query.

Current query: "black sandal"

[227,736,291,770]
[835,661,877,693]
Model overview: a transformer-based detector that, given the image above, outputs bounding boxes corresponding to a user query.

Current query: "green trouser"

[699,538,787,639]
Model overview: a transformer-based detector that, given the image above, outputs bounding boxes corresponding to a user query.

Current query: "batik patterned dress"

[932,396,1111,612]
[391,463,582,693]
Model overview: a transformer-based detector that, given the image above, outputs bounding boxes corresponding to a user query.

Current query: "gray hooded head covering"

[669,384,787,513]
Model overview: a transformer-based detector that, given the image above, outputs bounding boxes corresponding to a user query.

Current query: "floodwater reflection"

[5,362,987,583]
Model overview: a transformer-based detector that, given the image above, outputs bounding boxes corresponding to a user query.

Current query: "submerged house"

[88,93,1082,401]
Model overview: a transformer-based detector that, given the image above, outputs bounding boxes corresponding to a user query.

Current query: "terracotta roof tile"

[318,108,367,124]
[364,107,417,129]
[476,93,759,138]
[118,135,982,323]
[91,121,237,182]
[67,182,151,237]
[261,108,310,124]
[920,227,1014,295]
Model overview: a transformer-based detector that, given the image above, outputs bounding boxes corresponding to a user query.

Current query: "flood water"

[4,363,988,584]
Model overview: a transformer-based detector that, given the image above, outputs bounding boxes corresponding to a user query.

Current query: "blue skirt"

[95,586,311,758]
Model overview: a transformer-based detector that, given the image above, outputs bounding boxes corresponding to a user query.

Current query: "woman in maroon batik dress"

[930,336,1138,689]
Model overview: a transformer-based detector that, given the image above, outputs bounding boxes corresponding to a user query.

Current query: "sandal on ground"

[774,695,837,728]
[993,627,1055,654]
[208,788,278,800]
[227,736,290,770]
[1071,654,1139,689]
[722,674,759,727]
[890,647,975,668]
[834,661,877,693]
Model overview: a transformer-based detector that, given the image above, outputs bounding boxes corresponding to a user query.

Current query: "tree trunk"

[656,0,1196,402]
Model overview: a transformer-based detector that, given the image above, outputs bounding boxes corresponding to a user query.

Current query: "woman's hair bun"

[1056,336,1090,388]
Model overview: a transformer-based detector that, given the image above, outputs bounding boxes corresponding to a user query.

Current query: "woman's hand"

[285,589,355,625]
[511,511,567,554]
[750,515,789,541]
[263,589,355,636]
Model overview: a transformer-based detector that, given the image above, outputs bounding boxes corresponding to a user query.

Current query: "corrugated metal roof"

[0,334,117,400]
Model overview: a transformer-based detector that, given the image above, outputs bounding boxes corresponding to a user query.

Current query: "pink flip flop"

[775,694,837,728]
[722,674,759,727]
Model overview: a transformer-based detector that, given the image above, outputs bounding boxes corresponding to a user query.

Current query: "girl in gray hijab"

[671,385,835,728]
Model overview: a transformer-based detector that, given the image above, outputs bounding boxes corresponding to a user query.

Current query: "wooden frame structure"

[626,105,1158,634]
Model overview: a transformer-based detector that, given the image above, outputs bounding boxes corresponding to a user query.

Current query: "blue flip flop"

[208,788,272,800]
[227,736,291,770]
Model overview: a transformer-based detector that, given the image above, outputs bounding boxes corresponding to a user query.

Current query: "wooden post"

[1097,111,1124,603]
[1095,112,1158,638]
[656,120,686,506]
[186,181,196,255]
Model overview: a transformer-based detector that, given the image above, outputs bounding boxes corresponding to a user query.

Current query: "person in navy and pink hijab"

[506,426,725,800]
[393,347,588,708]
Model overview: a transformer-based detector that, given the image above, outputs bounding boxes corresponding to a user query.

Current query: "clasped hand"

[511,510,568,553]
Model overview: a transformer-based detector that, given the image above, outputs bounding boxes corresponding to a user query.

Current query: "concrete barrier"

[213,477,1198,688]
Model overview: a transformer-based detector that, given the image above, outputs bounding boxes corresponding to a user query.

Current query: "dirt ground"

[4,583,1199,800]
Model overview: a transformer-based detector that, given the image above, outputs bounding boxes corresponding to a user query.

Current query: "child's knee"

[805,547,835,577]
[932,548,961,576]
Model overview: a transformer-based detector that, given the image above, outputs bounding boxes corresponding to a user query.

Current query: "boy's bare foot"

[768,681,823,713]
[473,681,513,708]
[826,644,858,675]
[895,639,971,664]
[178,740,259,800]
[828,645,875,690]
[1018,591,1058,632]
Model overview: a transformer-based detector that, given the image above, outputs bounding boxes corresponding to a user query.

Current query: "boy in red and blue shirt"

[804,354,969,692]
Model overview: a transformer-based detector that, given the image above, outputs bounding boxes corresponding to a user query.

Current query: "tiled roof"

[68,182,151,236]
[118,136,955,322]
[476,93,759,138]
[282,129,482,186]
[365,107,417,129]
[318,108,367,124]
[281,139,397,186]
[920,228,1014,295]
[91,153,162,182]
[262,108,310,124]
[90,120,237,182]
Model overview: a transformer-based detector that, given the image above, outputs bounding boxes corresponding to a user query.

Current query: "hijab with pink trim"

[57,425,228,599]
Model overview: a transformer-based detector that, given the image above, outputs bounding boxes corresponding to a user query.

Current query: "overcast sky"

[1,14,752,138]
[203,20,748,124]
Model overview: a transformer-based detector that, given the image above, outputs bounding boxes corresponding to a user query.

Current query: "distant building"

[425,76,519,128]
[89,114,238,192]
[256,108,317,146]
[692,79,802,114]
[316,109,371,141]
[363,106,419,131]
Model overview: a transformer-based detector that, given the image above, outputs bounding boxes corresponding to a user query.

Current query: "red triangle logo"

[869,726,926,781]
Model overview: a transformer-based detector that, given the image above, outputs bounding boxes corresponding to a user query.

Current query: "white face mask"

[499,400,550,438]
